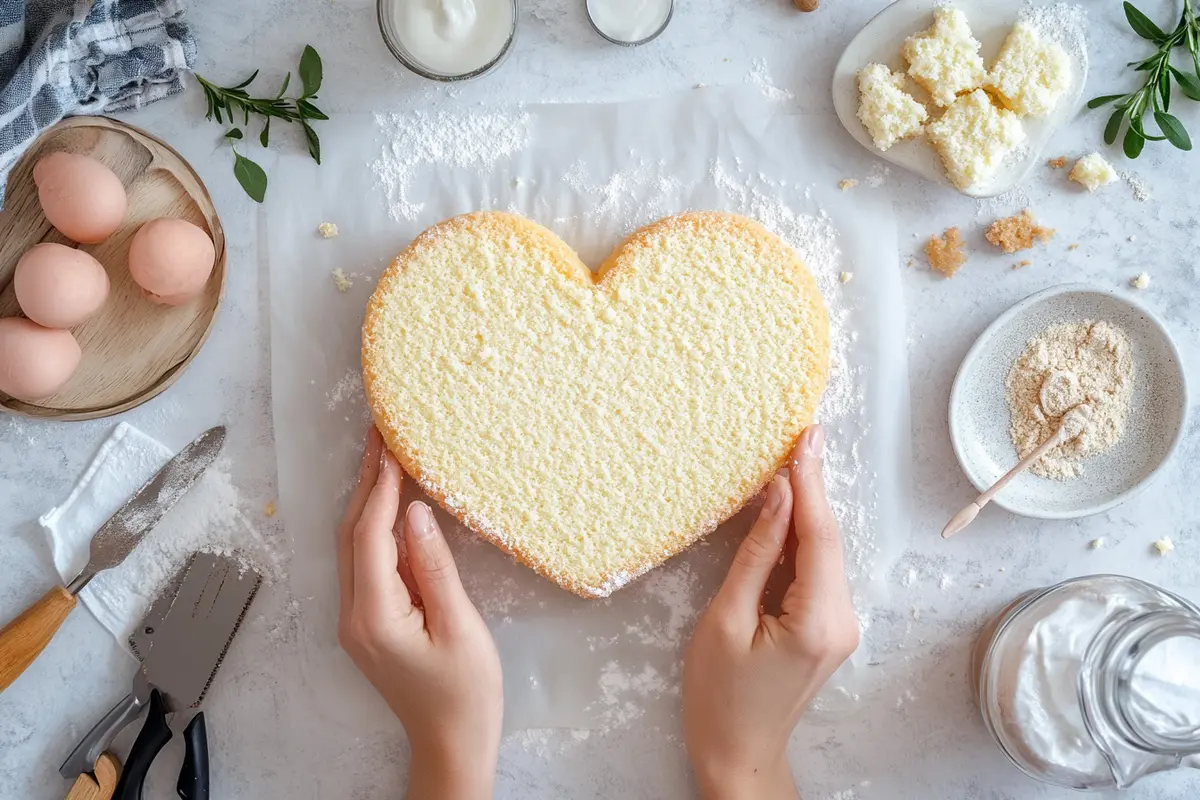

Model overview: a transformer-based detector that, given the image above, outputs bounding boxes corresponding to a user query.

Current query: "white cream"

[388,0,513,76]
[587,0,671,43]
[998,582,1200,785]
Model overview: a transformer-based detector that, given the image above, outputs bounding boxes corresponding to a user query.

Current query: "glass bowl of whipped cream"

[378,0,518,81]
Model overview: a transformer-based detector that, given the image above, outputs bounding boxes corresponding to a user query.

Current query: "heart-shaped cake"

[363,211,829,597]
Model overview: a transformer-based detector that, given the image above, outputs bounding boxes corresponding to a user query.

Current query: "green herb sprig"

[1089,1,1200,158]
[195,45,327,202]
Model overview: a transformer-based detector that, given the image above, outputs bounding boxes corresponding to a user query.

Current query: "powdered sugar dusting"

[747,58,795,103]
[373,110,531,222]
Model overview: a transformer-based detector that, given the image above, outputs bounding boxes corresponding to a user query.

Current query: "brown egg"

[0,317,81,402]
[14,243,110,329]
[128,218,215,306]
[33,152,127,243]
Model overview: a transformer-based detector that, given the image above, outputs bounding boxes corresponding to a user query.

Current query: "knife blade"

[66,426,227,595]
[138,552,261,710]
[114,553,260,800]
[0,426,226,694]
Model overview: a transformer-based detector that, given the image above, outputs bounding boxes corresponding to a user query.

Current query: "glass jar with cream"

[377,0,517,81]
[974,574,1200,790]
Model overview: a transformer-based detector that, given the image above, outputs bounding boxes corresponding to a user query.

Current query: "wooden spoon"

[942,404,1093,539]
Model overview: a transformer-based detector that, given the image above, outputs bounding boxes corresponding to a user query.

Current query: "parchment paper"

[265,90,910,733]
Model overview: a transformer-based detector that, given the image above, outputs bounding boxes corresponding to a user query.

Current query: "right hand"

[336,427,503,800]
[683,425,860,799]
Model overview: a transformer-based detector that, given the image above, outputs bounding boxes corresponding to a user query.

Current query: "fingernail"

[765,475,786,513]
[379,449,389,473]
[407,501,435,540]
[802,424,825,458]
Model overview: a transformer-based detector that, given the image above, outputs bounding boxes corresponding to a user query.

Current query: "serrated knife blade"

[65,426,226,595]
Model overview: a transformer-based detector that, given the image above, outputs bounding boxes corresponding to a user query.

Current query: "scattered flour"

[372,110,532,221]
[746,58,795,103]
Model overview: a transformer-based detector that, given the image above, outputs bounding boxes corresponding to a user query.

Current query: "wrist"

[407,738,497,800]
[694,755,798,800]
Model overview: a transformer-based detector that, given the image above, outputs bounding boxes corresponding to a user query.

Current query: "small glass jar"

[974,574,1200,790]
[377,0,518,82]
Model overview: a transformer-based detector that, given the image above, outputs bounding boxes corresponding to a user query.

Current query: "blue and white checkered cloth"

[0,0,196,207]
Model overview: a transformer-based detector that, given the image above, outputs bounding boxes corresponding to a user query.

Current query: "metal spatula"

[62,553,260,799]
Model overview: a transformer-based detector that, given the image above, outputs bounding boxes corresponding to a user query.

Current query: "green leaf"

[1124,124,1146,157]
[259,119,270,147]
[1104,107,1126,145]
[1088,94,1127,108]
[1159,69,1171,111]
[299,45,322,98]
[229,70,259,90]
[225,128,243,140]
[233,152,268,202]
[1172,66,1200,99]
[301,120,321,164]
[1124,1,1168,41]
[297,99,329,121]
[1155,111,1192,149]
[275,72,291,100]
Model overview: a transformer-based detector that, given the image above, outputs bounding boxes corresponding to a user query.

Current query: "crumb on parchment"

[925,227,967,278]
[318,222,339,238]
[332,268,353,293]
[1131,272,1150,289]
[985,209,1054,254]
[264,501,277,518]
[839,179,859,191]
[1012,259,1032,270]
[1154,537,1174,556]
[1047,156,1067,169]
[1089,537,1105,549]
[840,271,854,284]
[1067,243,1079,251]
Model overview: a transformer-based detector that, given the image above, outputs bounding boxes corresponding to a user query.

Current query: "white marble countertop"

[3,0,1200,797]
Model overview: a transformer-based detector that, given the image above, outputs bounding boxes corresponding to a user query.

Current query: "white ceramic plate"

[949,285,1188,519]
[832,0,1088,198]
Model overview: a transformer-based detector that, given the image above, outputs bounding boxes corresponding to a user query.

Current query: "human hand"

[683,425,860,800]
[336,427,503,800]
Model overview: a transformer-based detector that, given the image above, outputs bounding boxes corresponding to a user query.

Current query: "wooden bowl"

[0,117,225,420]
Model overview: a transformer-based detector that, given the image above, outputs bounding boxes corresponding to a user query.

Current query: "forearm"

[694,756,800,800]
[406,743,496,800]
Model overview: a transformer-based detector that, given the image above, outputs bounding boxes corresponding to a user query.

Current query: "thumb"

[403,501,475,635]
[711,474,793,632]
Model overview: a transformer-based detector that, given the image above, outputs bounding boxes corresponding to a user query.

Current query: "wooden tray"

[0,117,226,420]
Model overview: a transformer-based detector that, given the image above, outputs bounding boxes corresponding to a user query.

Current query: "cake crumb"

[1067,243,1079,251]
[1047,156,1067,169]
[925,227,967,278]
[1089,537,1105,549]
[906,258,915,268]
[1127,235,1137,243]
[985,209,1054,254]
[1153,537,1174,556]
[264,501,277,518]
[839,271,854,284]
[1069,153,1117,192]
[318,222,339,239]
[1012,259,1032,270]
[1131,272,1150,290]
[332,268,353,293]
[839,179,859,191]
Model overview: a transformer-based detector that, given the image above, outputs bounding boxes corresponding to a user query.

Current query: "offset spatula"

[0,426,226,692]
[61,553,260,800]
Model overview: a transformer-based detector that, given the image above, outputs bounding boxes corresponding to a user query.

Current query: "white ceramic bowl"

[949,285,1188,519]
[832,0,1087,198]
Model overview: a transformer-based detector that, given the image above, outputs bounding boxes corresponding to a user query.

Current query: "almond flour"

[1005,320,1134,480]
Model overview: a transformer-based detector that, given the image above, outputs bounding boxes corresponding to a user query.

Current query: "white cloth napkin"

[39,422,174,649]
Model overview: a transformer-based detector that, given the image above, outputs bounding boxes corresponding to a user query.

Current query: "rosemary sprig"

[1089,1,1200,157]
[195,45,327,202]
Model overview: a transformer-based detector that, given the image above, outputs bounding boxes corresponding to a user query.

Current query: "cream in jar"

[386,0,514,77]
[586,0,672,44]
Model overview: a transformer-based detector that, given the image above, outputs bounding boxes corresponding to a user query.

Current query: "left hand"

[336,426,503,800]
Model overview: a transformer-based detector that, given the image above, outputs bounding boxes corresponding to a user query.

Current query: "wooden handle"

[65,753,121,800]
[0,586,76,692]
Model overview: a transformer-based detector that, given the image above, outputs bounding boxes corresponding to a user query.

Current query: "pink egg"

[33,152,128,244]
[128,218,215,306]
[0,317,81,402]
[14,243,110,329]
